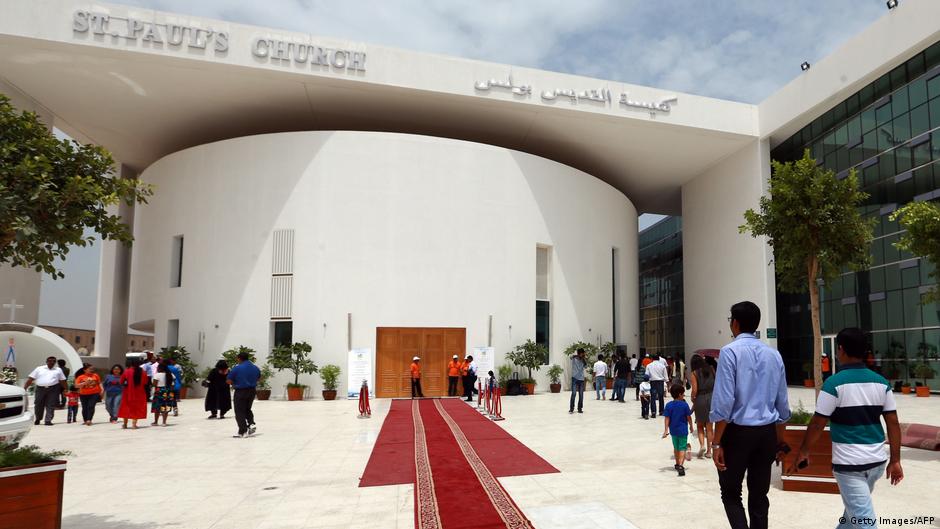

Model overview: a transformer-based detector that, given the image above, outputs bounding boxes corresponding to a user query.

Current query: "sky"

[38,0,892,329]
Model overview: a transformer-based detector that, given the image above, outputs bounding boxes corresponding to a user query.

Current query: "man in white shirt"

[593,354,608,400]
[463,354,478,402]
[645,354,669,418]
[24,356,67,425]
[628,354,638,388]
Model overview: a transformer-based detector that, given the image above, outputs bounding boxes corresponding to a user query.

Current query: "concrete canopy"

[0,0,760,215]
[0,323,83,384]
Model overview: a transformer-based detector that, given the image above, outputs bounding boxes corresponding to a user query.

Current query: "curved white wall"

[128,131,637,395]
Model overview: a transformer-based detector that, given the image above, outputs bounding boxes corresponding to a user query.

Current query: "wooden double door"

[376,327,466,398]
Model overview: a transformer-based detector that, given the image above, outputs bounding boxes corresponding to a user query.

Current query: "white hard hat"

[453,355,458,359]
[413,356,420,361]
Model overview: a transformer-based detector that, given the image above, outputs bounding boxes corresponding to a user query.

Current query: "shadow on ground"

[63,513,171,529]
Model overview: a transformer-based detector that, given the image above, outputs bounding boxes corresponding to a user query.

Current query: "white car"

[0,383,33,447]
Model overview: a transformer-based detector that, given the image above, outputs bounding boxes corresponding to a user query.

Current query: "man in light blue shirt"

[709,301,790,529]
[568,349,586,414]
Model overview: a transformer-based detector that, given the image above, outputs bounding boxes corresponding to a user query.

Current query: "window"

[535,246,551,364]
[130,340,136,347]
[273,321,293,347]
[170,235,184,288]
[167,319,180,347]
[74,336,81,344]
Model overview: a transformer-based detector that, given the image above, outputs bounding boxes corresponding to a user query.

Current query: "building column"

[681,139,777,352]
[94,164,136,367]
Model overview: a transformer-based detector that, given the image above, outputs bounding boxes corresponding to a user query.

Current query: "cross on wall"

[2,299,24,322]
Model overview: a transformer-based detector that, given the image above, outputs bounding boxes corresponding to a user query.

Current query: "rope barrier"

[357,380,371,418]
[491,387,504,421]
[476,379,484,410]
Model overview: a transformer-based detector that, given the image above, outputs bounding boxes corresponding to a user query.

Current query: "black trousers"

[233,388,256,435]
[411,378,424,398]
[463,375,476,400]
[34,385,60,424]
[718,423,778,529]
[447,376,458,396]
[79,394,98,422]
[649,380,665,415]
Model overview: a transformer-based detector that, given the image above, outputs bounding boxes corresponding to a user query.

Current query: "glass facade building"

[638,216,683,358]
[772,40,940,391]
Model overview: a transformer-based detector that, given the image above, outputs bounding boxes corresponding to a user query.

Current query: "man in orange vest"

[447,355,461,397]
[410,356,424,399]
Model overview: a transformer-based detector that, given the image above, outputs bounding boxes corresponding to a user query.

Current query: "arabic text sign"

[475,75,676,113]
[346,348,374,398]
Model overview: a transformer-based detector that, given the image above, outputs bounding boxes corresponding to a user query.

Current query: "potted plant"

[779,401,838,494]
[222,345,256,368]
[506,339,547,395]
[901,380,912,394]
[0,366,18,385]
[256,365,274,400]
[547,364,563,393]
[267,341,318,401]
[496,364,513,391]
[801,362,814,388]
[319,364,341,400]
[161,345,198,399]
[0,443,70,527]
[913,364,934,397]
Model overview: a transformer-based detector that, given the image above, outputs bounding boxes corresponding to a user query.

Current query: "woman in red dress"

[118,358,150,429]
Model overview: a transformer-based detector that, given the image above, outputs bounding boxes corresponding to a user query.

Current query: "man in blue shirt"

[227,351,261,438]
[710,301,791,529]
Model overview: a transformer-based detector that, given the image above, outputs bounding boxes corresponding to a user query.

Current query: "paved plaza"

[23,387,940,529]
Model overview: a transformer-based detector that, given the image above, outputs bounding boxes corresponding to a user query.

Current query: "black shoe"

[34,420,40,426]
[651,414,656,418]
[677,466,686,476]
[218,414,225,419]
[577,410,583,413]
[208,414,217,419]
[569,410,574,414]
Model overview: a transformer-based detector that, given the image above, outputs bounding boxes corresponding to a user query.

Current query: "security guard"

[447,354,461,397]
[410,356,424,398]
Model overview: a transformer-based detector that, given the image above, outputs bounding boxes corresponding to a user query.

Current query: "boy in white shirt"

[593,354,608,400]
[639,374,651,419]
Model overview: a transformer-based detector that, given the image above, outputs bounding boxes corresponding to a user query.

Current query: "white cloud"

[112,0,890,103]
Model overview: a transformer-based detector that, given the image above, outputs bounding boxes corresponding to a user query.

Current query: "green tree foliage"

[0,94,152,278]
[891,201,940,303]
[221,345,256,368]
[267,341,318,388]
[160,345,198,388]
[740,150,874,393]
[506,339,546,383]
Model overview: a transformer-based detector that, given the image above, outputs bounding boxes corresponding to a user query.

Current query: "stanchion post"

[358,379,371,418]
[491,386,505,421]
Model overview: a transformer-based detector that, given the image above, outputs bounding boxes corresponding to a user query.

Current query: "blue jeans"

[569,378,584,412]
[650,380,665,416]
[105,392,122,421]
[613,378,627,401]
[833,461,886,529]
[595,376,606,399]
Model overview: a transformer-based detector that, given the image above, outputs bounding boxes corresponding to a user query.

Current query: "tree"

[221,345,256,368]
[160,345,198,388]
[506,339,546,383]
[891,201,940,303]
[740,150,874,394]
[267,341,318,388]
[0,94,152,278]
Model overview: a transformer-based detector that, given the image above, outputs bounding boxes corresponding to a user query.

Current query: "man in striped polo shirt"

[788,327,903,529]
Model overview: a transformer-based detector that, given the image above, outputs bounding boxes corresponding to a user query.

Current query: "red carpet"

[360,399,557,487]
[359,399,416,487]
[414,399,533,529]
